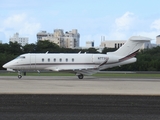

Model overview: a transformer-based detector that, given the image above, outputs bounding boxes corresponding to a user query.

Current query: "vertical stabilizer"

[109,36,151,57]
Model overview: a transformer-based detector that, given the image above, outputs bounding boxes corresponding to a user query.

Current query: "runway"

[0,76,160,120]
[0,76,160,95]
[0,94,160,120]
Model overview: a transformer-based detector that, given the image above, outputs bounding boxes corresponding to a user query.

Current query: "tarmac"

[0,76,160,120]
[0,76,160,95]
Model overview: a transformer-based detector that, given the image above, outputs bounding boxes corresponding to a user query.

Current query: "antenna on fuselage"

[78,51,81,54]
[46,51,49,54]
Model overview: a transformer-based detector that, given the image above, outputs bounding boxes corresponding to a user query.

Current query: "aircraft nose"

[3,63,9,69]
[3,64,7,68]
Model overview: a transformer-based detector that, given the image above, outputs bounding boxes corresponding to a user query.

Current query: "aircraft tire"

[78,74,83,79]
[18,75,22,79]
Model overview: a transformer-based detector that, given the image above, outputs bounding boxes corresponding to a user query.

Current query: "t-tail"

[108,36,151,57]
[99,36,152,70]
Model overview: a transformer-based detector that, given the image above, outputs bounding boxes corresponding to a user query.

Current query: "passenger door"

[30,55,36,69]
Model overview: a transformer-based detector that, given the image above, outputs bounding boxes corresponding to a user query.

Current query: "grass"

[0,72,160,78]
[0,72,74,76]
[94,73,160,78]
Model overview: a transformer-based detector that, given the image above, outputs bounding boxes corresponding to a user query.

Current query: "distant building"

[0,40,2,44]
[36,31,48,41]
[100,40,126,49]
[156,35,160,45]
[100,38,153,49]
[141,42,153,49]
[37,29,80,48]
[86,41,94,48]
[9,33,28,46]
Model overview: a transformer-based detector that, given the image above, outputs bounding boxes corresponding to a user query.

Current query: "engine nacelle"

[107,55,120,63]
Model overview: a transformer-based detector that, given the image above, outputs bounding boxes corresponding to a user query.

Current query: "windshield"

[15,56,26,59]
[20,56,25,59]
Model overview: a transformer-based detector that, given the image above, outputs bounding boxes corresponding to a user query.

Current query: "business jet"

[3,36,151,79]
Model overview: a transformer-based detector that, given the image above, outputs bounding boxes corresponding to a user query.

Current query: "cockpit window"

[20,56,25,59]
[14,55,25,60]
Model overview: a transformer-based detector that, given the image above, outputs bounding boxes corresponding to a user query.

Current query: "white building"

[100,38,153,49]
[100,40,126,49]
[86,41,94,48]
[156,35,160,45]
[9,33,28,46]
[37,29,80,48]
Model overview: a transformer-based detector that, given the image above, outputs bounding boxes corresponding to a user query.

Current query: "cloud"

[80,12,137,46]
[4,14,25,25]
[151,19,160,31]
[71,12,160,45]
[0,13,41,43]
[115,12,135,31]
[107,12,136,40]
[135,19,160,41]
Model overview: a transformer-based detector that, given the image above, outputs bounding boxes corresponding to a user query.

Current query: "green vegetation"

[0,72,74,76]
[94,73,160,78]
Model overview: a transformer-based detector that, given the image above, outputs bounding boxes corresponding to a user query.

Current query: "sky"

[1,0,160,47]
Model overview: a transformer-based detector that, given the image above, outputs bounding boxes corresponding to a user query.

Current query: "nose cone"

[3,63,8,69]
[3,62,11,69]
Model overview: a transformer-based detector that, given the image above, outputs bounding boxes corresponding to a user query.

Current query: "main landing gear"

[77,74,84,79]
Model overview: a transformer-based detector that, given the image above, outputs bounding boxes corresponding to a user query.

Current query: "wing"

[45,65,99,75]
[74,69,99,75]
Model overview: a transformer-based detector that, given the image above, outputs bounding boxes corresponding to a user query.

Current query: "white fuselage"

[3,53,136,72]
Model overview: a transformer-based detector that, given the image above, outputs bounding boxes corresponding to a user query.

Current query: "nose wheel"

[18,75,22,79]
[78,74,84,79]
[18,71,22,79]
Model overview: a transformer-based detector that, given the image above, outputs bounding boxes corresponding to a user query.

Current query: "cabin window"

[54,58,56,62]
[66,58,68,62]
[42,58,44,62]
[60,58,62,62]
[72,58,74,62]
[48,58,50,62]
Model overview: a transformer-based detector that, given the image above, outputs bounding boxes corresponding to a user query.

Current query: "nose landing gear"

[18,75,22,79]
[17,71,26,79]
[18,71,22,79]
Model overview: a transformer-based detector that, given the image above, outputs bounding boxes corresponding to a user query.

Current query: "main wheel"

[18,75,22,79]
[78,74,84,79]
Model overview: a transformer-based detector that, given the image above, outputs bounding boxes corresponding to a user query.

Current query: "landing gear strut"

[18,71,22,79]
[78,74,84,79]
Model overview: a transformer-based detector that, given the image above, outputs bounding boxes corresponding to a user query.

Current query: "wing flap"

[46,66,99,75]
[75,69,99,75]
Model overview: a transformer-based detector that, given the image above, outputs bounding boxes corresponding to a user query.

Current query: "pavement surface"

[0,94,160,120]
[0,76,160,95]
[0,76,160,120]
